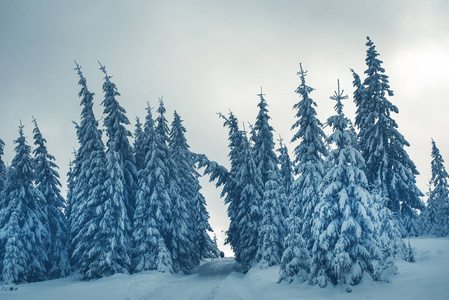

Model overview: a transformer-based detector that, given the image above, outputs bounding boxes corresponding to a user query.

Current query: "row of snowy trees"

[0,120,69,284]
[0,62,219,285]
[1,36,448,287]
[202,37,447,288]
[69,62,219,279]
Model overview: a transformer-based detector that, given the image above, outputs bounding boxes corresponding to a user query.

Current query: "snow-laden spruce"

[218,112,246,264]
[352,37,424,235]
[133,116,146,172]
[65,159,75,233]
[234,129,263,272]
[310,82,384,287]
[87,63,136,277]
[279,63,327,283]
[133,103,171,273]
[0,123,49,284]
[32,119,69,279]
[169,111,218,259]
[252,90,286,267]
[156,100,198,273]
[70,62,108,279]
[420,139,449,237]
[276,137,294,207]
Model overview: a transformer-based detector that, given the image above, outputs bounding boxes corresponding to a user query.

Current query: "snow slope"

[1,238,448,300]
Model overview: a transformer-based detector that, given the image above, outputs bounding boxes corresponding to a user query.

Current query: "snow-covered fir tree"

[258,167,287,268]
[420,139,449,237]
[65,159,75,234]
[233,128,263,272]
[276,137,294,221]
[169,111,217,259]
[100,62,138,221]
[32,118,69,279]
[133,116,146,172]
[70,62,108,279]
[310,81,383,288]
[352,37,424,234]
[156,100,197,273]
[279,64,327,283]
[218,112,245,260]
[252,89,286,267]
[169,182,197,273]
[291,63,328,249]
[0,123,49,284]
[252,89,280,186]
[133,103,170,272]
[149,99,174,242]
[277,137,294,200]
[278,203,309,283]
[91,62,136,277]
[156,237,173,273]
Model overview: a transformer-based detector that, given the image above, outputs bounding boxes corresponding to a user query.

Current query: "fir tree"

[0,123,49,284]
[276,137,294,220]
[70,62,107,278]
[352,37,424,232]
[371,185,404,270]
[252,88,279,185]
[234,129,263,272]
[277,137,294,199]
[100,62,138,221]
[169,184,197,273]
[133,116,146,172]
[217,112,246,265]
[311,82,383,287]
[65,159,75,236]
[169,111,216,259]
[92,62,135,277]
[259,169,287,268]
[155,101,197,273]
[32,118,69,278]
[420,139,449,237]
[153,99,174,242]
[252,89,286,266]
[279,208,309,283]
[291,63,328,248]
[133,103,168,272]
[280,64,328,283]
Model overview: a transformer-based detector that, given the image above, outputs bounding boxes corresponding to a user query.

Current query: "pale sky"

[1,0,449,255]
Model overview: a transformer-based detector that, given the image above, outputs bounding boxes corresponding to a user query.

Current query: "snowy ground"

[1,237,448,300]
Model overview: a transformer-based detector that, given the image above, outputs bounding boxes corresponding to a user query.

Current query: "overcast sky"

[1,0,449,255]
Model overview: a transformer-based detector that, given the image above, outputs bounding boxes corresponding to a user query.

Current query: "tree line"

[0,37,447,289]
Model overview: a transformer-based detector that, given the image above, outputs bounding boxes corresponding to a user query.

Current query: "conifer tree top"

[431,139,449,193]
[11,121,34,186]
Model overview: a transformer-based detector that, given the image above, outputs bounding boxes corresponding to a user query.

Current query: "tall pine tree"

[252,89,286,267]
[155,100,197,273]
[91,62,136,277]
[32,118,69,279]
[133,103,170,272]
[420,139,449,237]
[352,37,424,233]
[311,82,383,288]
[233,129,263,272]
[169,111,216,259]
[133,116,145,172]
[70,62,107,279]
[280,64,327,283]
